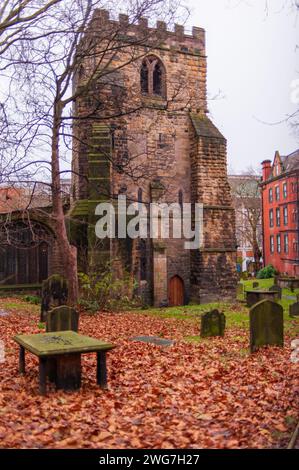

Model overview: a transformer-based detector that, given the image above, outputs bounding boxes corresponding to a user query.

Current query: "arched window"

[138,188,143,204]
[140,61,149,94]
[153,62,163,95]
[178,190,183,208]
[140,55,165,98]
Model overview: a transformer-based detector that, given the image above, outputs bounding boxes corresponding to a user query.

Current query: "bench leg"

[19,346,25,375]
[55,354,81,391]
[39,358,47,395]
[97,351,107,389]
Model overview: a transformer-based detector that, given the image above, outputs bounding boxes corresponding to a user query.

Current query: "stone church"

[69,10,237,307]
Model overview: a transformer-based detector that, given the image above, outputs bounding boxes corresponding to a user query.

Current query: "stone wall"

[71,10,237,306]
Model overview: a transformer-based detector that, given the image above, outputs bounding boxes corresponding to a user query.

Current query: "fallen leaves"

[0,297,298,449]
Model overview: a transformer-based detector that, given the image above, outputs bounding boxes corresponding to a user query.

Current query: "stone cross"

[249,300,283,353]
[200,310,226,338]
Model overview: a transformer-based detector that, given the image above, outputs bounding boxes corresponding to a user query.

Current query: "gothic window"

[140,61,149,94]
[153,62,162,95]
[140,56,166,98]
[138,188,143,204]
[178,190,183,208]
[140,239,147,281]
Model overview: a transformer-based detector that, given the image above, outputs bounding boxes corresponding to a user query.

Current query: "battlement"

[90,9,206,55]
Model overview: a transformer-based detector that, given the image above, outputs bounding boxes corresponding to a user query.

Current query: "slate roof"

[281,149,299,173]
[190,113,225,140]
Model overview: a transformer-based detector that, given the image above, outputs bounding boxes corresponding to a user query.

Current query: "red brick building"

[261,149,299,275]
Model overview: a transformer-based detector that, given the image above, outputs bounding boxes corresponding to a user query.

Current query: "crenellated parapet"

[89,9,206,56]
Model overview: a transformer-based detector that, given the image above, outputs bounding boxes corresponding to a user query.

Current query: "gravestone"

[45,305,79,383]
[237,283,244,299]
[249,300,283,353]
[200,310,226,338]
[46,305,79,332]
[40,274,68,322]
[269,285,282,300]
[253,282,259,288]
[130,336,174,347]
[289,302,299,318]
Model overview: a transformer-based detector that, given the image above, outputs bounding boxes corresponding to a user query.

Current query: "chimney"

[262,160,272,181]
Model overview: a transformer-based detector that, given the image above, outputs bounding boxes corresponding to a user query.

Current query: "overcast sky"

[186,0,298,174]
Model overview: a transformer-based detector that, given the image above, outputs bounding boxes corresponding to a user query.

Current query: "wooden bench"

[14,331,115,395]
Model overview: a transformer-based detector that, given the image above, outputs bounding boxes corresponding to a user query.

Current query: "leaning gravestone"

[289,302,299,318]
[200,310,226,338]
[253,282,259,288]
[269,285,282,300]
[249,300,283,353]
[40,274,68,322]
[46,305,79,333]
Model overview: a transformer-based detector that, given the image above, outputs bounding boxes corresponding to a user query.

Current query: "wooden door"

[168,275,184,307]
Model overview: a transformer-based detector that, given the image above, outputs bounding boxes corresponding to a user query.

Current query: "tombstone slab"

[130,336,174,347]
[200,310,226,338]
[289,302,299,317]
[249,300,283,353]
[46,305,79,332]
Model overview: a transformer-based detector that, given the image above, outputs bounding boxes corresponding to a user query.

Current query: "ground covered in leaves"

[0,298,298,449]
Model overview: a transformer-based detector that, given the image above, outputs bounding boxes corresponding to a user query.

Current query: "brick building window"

[275,185,280,201]
[277,234,281,253]
[293,242,298,253]
[269,188,273,203]
[293,209,298,223]
[283,183,287,199]
[283,206,288,226]
[284,234,289,254]
[270,235,274,254]
[276,208,280,227]
[140,55,166,98]
[269,209,274,228]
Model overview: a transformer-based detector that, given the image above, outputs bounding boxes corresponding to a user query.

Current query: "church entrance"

[168,275,184,307]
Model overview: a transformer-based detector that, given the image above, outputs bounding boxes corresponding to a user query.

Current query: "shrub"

[78,263,140,313]
[257,265,277,279]
[23,295,41,305]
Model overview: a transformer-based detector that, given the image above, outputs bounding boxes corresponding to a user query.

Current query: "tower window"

[140,55,166,98]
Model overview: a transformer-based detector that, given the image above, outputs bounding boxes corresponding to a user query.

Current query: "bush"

[257,265,277,279]
[23,295,41,305]
[78,264,140,313]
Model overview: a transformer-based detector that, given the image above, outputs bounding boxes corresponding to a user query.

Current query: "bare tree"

[230,169,263,275]
[1,0,186,303]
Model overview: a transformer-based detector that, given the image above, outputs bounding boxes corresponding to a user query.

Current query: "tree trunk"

[51,102,78,305]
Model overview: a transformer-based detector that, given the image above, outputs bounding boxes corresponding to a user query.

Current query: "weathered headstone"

[46,305,79,332]
[237,283,244,299]
[269,285,282,299]
[40,274,68,322]
[200,310,226,338]
[45,305,79,383]
[249,300,283,353]
[130,336,174,347]
[289,302,299,318]
[253,282,259,288]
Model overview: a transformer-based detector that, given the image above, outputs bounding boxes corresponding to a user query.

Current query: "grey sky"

[186,0,298,173]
